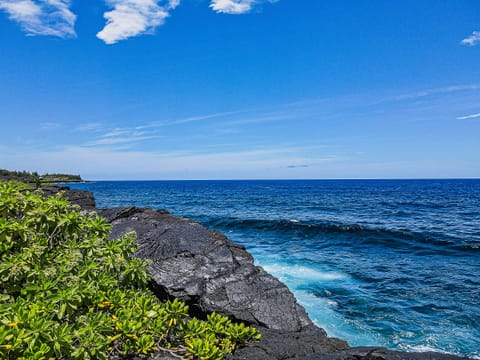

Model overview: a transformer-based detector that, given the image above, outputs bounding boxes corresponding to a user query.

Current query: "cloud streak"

[135,111,243,130]
[389,84,480,102]
[456,113,480,120]
[86,127,161,147]
[0,0,76,38]
[210,0,255,14]
[461,31,480,46]
[97,0,180,44]
[74,123,104,132]
[209,0,277,14]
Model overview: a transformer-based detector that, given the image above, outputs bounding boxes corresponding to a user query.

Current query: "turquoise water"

[68,180,480,358]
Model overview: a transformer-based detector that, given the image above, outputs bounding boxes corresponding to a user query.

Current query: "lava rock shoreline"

[51,186,470,360]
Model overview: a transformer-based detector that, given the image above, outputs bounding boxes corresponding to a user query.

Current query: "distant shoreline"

[0,169,83,185]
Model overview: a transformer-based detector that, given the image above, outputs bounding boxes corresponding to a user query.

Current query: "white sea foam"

[402,344,441,353]
[260,262,381,346]
[398,343,480,359]
[401,344,457,356]
[327,300,338,307]
[262,264,346,282]
[294,290,380,347]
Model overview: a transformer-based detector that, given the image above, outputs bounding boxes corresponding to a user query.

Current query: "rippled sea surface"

[68,179,480,358]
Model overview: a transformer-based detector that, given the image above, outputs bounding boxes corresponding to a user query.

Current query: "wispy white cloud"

[79,111,246,147]
[209,0,277,14]
[210,0,255,14]
[221,113,293,126]
[390,84,480,102]
[136,111,242,129]
[166,111,241,126]
[166,0,180,9]
[97,0,180,44]
[461,31,480,46]
[95,110,292,142]
[101,128,131,137]
[90,135,159,146]
[85,127,161,147]
[74,122,104,132]
[456,113,480,120]
[39,121,61,130]
[0,0,76,38]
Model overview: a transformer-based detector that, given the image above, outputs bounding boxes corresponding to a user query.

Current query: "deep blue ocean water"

[67,179,480,358]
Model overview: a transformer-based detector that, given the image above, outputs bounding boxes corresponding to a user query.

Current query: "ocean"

[67,179,480,358]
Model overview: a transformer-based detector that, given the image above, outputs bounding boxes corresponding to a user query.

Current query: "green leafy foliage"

[0,181,260,359]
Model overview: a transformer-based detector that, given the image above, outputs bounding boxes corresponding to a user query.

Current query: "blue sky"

[0,0,479,180]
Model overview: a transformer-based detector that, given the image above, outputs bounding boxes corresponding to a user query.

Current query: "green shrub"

[0,181,260,359]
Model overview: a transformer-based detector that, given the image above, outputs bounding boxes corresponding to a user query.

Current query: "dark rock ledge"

[51,187,469,360]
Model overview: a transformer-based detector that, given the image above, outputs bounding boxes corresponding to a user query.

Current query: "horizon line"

[78,177,480,182]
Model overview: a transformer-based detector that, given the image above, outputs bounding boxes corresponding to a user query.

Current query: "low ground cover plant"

[0,181,260,359]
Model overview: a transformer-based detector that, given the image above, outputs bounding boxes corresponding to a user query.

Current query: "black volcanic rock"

[97,206,315,332]
[41,185,96,210]
[228,325,349,359]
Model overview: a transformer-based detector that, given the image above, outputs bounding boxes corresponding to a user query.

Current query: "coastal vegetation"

[0,169,83,185]
[0,181,260,359]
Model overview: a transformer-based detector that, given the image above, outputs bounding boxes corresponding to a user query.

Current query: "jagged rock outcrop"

[41,185,96,210]
[97,206,316,332]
